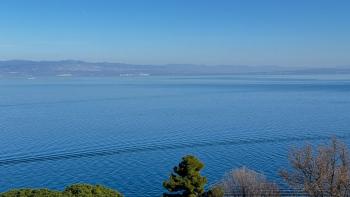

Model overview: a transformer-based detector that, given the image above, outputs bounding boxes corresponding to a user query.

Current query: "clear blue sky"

[0,0,349,66]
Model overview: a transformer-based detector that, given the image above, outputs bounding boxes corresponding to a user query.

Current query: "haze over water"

[0,74,349,196]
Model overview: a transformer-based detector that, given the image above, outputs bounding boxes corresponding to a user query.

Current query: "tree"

[163,155,207,197]
[220,167,279,196]
[63,184,123,197]
[280,138,350,197]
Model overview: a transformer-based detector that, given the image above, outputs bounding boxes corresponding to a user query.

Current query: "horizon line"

[0,59,349,68]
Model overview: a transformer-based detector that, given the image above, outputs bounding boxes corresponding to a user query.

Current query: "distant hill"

[0,60,349,77]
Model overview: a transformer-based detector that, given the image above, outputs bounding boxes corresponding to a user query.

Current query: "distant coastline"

[0,60,349,78]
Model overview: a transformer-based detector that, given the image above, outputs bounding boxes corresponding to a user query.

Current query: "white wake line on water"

[0,134,349,166]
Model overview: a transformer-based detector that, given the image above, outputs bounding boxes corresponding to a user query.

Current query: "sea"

[0,74,350,196]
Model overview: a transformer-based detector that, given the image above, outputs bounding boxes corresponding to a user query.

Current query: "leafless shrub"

[280,137,350,197]
[221,167,280,196]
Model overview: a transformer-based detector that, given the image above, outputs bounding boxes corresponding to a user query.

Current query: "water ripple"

[1,134,349,166]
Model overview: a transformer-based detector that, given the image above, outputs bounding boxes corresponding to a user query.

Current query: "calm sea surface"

[0,75,350,196]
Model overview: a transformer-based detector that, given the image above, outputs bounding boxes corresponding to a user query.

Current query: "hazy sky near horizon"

[0,0,349,66]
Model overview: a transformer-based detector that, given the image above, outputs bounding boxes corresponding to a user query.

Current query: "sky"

[0,0,349,66]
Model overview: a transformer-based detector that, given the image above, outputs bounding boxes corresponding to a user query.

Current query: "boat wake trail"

[0,134,349,166]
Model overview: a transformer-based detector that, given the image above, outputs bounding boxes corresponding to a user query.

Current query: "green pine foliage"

[163,155,207,197]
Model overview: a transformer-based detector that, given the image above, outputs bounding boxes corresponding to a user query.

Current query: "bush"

[63,184,123,197]
[0,189,61,197]
[221,167,279,196]
[201,185,224,197]
[0,184,123,197]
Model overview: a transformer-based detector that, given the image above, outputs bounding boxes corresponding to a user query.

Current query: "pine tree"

[163,155,207,197]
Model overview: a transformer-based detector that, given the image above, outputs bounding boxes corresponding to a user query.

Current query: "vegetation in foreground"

[163,155,207,197]
[162,138,350,197]
[280,138,350,196]
[0,184,123,197]
[1,138,350,197]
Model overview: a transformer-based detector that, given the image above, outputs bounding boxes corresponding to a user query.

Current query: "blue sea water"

[0,75,350,196]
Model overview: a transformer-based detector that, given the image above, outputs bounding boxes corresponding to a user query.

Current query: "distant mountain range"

[0,60,349,77]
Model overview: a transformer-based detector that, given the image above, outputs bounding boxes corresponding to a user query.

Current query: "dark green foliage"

[163,155,207,197]
[201,186,224,197]
[0,184,122,197]
[0,189,61,197]
[63,184,122,197]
